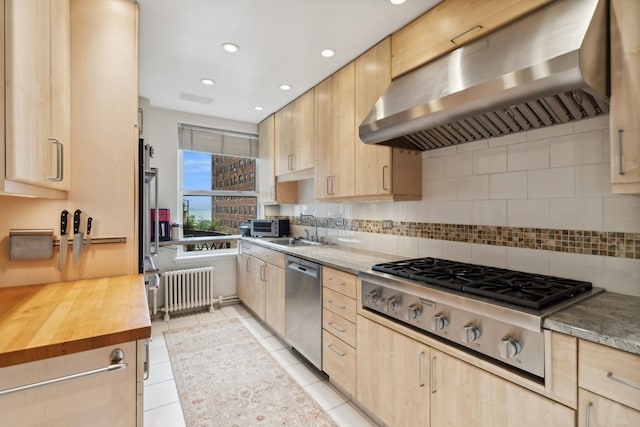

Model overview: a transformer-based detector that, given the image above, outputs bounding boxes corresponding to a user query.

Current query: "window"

[178,123,258,252]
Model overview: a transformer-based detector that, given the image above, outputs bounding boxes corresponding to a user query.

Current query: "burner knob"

[385,296,400,312]
[499,337,522,359]
[367,290,381,306]
[461,324,481,343]
[407,304,422,320]
[431,314,449,331]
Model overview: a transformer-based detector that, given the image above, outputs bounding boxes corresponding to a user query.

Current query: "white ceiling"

[137,0,442,124]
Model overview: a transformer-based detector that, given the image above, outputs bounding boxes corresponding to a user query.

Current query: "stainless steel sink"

[268,238,322,247]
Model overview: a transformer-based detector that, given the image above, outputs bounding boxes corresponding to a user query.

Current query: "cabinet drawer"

[323,308,356,348]
[578,388,640,427]
[322,267,356,298]
[253,245,285,269]
[579,339,640,411]
[322,330,356,397]
[323,287,356,323]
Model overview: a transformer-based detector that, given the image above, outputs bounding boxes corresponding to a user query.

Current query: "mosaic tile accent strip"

[287,217,640,259]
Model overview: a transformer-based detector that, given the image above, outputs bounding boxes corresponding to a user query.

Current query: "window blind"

[178,123,258,157]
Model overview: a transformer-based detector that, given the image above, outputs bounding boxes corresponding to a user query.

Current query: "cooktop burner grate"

[372,257,592,310]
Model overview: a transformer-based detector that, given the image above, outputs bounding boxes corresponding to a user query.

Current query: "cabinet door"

[314,76,333,199]
[431,350,574,427]
[5,0,70,192]
[579,389,640,427]
[274,104,293,176]
[291,90,314,172]
[610,0,640,193]
[355,38,393,197]
[357,316,430,427]
[258,115,276,203]
[237,253,248,302]
[331,63,355,198]
[0,341,137,426]
[244,256,266,320]
[264,264,285,336]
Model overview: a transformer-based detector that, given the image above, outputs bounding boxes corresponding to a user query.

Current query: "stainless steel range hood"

[359,0,609,151]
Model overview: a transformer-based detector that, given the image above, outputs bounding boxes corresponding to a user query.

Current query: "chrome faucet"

[300,213,318,241]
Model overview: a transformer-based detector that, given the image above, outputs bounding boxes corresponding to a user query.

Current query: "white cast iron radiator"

[162,267,216,320]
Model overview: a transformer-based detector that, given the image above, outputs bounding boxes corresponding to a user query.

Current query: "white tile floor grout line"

[143,304,378,427]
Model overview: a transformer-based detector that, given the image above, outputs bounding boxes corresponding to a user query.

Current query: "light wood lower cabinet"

[357,315,431,427]
[578,389,640,427]
[430,349,574,427]
[264,263,285,337]
[0,340,142,426]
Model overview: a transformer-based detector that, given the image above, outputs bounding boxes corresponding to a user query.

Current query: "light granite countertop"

[543,291,640,355]
[243,237,640,356]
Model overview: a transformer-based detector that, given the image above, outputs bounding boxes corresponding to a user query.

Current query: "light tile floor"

[144,304,378,427]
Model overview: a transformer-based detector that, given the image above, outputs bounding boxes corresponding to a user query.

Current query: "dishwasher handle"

[288,262,318,279]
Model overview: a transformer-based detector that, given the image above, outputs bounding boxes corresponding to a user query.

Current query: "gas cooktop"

[372,257,593,310]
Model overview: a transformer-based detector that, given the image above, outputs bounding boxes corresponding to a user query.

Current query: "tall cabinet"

[258,115,296,205]
[274,90,314,178]
[2,0,71,198]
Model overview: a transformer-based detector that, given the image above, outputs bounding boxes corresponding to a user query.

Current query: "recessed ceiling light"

[254,106,264,111]
[221,42,239,53]
[390,0,406,4]
[279,84,291,91]
[200,78,215,86]
[321,48,335,58]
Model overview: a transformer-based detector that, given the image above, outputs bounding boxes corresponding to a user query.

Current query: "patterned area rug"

[164,318,338,427]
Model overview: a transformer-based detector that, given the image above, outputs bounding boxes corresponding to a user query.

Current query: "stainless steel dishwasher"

[285,255,322,369]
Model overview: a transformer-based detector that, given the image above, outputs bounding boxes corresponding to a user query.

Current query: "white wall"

[279,116,640,296]
[143,105,257,301]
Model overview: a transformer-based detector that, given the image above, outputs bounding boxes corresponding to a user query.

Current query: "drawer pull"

[607,371,640,390]
[0,348,127,397]
[585,402,593,427]
[328,322,346,333]
[328,344,346,357]
[328,278,345,287]
[328,300,346,310]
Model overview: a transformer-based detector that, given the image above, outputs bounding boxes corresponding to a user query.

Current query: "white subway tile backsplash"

[471,244,507,268]
[549,198,603,231]
[430,177,459,200]
[442,241,472,262]
[430,146,457,158]
[507,199,549,228]
[473,146,507,175]
[488,132,527,147]
[456,140,489,152]
[549,130,604,167]
[526,122,574,141]
[424,157,445,180]
[472,200,507,226]
[573,115,609,133]
[575,164,606,198]
[506,247,550,275]
[507,140,550,171]
[604,196,640,232]
[457,175,489,200]
[396,201,420,222]
[397,236,419,258]
[527,167,575,198]
[419,200,444,223]
[444,151,473,177]
[549,252,604,287]
[419,238,444,257]
[443,201,473,224]
[603,257,640,296]
[489,172,527,199]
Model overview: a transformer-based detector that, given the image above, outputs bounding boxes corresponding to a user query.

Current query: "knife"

[73,209,83,261]
[86,217,93,251]
[58,210,69,272]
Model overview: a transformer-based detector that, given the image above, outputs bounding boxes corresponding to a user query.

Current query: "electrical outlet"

[381,219,393,229]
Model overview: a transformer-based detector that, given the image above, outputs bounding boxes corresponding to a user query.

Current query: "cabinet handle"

[269,185,274,201]
[617,129,624,175]
[0,348,127,397]
[382,165,389,191]
[288,154,294,171]
[328,300,346,310]
[328,344,346,357]
[260,264,265,281]
[144,339,150,380]
[48,138,64,181]
[607,371,640,390]
[585,402,593,427]
[246,257,250,273]
[326,176,331,196]
[418,351,425,387]
[328,322,346,333]
[430,355,436,394]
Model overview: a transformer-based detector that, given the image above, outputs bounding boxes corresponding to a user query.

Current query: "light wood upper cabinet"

[354,38,422,201]
[314,76,333,199]
[274,89,314,177]
[258,116,277,203]
[430,349,574,427]
[610,0,640,193]
[357,315,431,427]
[2,0,71,197]
[391,0,553,78]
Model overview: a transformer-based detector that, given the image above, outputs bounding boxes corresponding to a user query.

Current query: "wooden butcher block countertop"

[0,274,151,368]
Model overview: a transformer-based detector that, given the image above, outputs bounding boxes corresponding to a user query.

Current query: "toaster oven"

[250,219,290,237]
